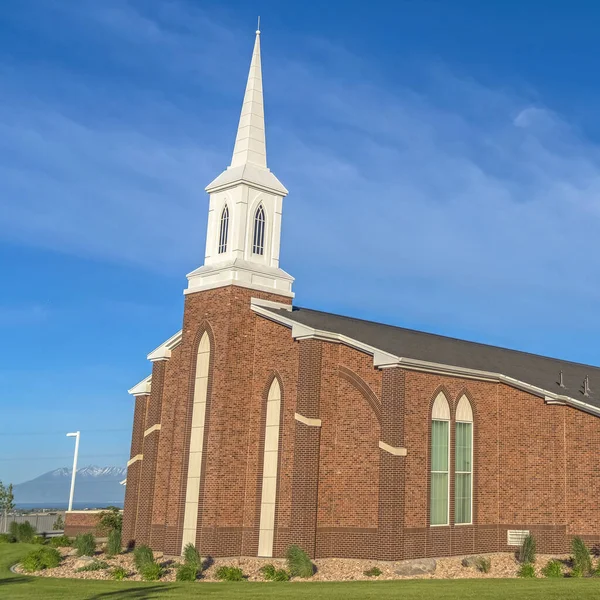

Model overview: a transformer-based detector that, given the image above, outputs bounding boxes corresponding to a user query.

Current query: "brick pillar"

[122,394,148,548]
[135,360,166,546]
[290,339,322,558]
[377,367,406,560]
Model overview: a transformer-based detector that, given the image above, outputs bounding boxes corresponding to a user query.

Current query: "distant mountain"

[13,465,127,507]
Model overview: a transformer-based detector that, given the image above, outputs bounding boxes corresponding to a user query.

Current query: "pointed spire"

[230,27,267,169]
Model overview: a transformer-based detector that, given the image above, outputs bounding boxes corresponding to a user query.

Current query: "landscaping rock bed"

[13,547,572,582]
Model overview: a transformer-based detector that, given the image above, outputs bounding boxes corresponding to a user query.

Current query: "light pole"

[66,432,80,512]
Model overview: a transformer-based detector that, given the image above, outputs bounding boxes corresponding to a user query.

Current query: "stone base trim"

[378,441,407,456]
[127,454,143,466]
[144,424,162,437]
[294,412,322,427]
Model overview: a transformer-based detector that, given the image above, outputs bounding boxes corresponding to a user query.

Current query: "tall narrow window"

[218,205,229,254]
[430,392,450,526]
[258,378,281,557]
[455,395,473,525]
[252,205,265,255]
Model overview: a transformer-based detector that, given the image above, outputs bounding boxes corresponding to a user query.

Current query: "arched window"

[258,378,281,557]
[218,205,229,254]
[252,205,265,255]
[181,331,211,550]
[455,396,473,525]
[430,392,450,526]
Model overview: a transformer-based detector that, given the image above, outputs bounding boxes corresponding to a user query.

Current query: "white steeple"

[186,26,294,298]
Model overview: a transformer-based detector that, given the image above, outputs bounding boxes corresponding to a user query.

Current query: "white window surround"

[455,395,474,526]
[430,392,450,527]
[252,204,266,255]
[258,379,282,557]
[218,204,229,254]
[181,332,211,552]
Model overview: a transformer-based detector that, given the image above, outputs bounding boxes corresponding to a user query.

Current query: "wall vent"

[507,530,529,546]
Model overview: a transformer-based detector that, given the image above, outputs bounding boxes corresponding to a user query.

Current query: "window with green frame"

[455,396,473,524]
[430,393,450,526]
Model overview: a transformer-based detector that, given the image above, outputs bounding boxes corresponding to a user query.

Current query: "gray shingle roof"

[264,306,600,410]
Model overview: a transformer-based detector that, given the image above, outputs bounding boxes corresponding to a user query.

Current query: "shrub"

[183,543,202,569]
[16,521,37,543]
[518,563,536,578]
[52,514,65,531]
[0,533,15,544]
[140,561,163,581]
[106,529,122,557]
[215,566,245,581]
[475,557,492,574]
[21,547,61,572]
[32,536,47,545]
[8,521,19,539]
[571,567,583,578]
[97,507,122,535]
[76,560,109,573]
[518,534,536,564]
[133,545,154,571]
[111,566,128,581]
[260,564,290,581]
[74,533,96,557]
[363,566,383,577]
[541,559,563,578]
[572,536,593,576]
[50,535,71,548]
[176,562,199,582]
[286,545,314,578]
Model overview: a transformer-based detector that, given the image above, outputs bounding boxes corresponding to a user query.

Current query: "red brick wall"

[64,511,102,537]
[126,283,600,559]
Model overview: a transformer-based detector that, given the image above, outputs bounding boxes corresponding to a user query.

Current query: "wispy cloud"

[2,0,600,356]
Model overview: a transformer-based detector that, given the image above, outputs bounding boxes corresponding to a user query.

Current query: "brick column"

[377,367,406,560]
[135,360,166,546]
[290,339,322,558]
[122,394,148,548]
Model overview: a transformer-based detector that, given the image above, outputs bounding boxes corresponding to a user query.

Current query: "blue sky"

[3,0,600,486]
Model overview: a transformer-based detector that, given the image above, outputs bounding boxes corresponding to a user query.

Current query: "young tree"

[1,484,15,532]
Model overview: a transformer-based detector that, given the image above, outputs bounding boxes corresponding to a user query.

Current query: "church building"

[120,28,600,561]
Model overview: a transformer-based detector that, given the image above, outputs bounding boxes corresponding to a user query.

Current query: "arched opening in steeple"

[252,205,266,255]
[218,205,229,254]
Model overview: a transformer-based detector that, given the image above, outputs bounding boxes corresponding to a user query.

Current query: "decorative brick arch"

[338,365,381,423]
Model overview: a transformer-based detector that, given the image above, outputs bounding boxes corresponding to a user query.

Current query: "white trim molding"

[250,304,600,420]
[294,412,321,427]
[147,330,183,362]
[127,454,143,467]
[378,441,407,456]
[144,424,161,437]
[251,297,293,312]
[128,375,152,397]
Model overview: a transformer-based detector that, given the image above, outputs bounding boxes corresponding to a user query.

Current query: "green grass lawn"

[2,543,600,600]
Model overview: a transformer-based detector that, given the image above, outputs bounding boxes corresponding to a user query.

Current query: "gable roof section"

[253,303,600,416]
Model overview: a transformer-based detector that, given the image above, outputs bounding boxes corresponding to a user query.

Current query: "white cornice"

[147,330,183,362]
[250,304,600,419]
[127,375,152,397]
[250,297,293,311]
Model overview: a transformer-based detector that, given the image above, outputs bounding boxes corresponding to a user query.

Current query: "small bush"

[133,545,154,571]
[111,566,128,581]
[52,514,65,531]
[176,562,199,582]
[50,535,71,548]
[286,545,314,578]
[32,536,47,545]
[76,560,109,573]
[21,547,61,572]
[0,533,15,544]
[518,563,536,578]
[518,534,536,564]
[74,533,96,557]
[8,521,19,539]
[97,507,123,536]
[260,564,290,581]
[140,561,163,581]
[183,543,202,569]
[541,559,563,578]
[215,566,245,581]
[363,566,383,577]
[16,521,37,543]
[106,529,122,557]
[571,566,583,578]
[475,557,492,574]
[572,536,593,576]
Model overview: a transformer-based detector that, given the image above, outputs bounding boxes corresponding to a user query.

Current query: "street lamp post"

[66,432,80,512]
